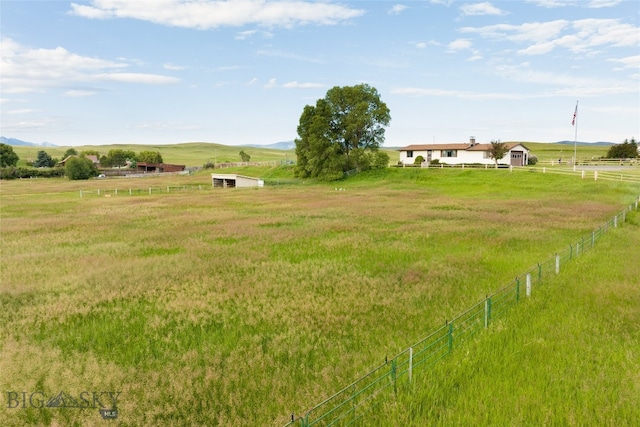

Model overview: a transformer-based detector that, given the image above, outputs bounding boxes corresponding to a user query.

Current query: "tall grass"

[372,210,640,426]
[1,167,638,426]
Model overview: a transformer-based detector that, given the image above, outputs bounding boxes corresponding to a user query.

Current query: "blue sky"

[1,0,638,147]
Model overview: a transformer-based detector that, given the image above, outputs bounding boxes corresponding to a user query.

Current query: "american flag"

[572,102,578,126]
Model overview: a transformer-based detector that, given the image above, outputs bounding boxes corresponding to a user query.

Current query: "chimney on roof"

[470,136,476,146]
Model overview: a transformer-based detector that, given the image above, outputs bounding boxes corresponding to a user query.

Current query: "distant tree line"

[0,144,165,180]
[606,138,638,159]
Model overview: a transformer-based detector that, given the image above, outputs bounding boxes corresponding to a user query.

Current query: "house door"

[427,150,432,162]
[510,151,523,166]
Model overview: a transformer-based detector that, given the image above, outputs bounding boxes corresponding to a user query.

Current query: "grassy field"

[10,142,296,167]
[374,210,640,426]
[1,166,639,426]
[8,141,616,168]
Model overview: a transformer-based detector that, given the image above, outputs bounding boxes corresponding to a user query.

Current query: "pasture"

[1,166,638,426]
[8,140,616,168]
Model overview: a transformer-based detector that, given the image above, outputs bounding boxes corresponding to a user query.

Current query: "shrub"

[66,157,98,180]
[528,155,538,165]
[0,166,65,180]
[414,155,425,165]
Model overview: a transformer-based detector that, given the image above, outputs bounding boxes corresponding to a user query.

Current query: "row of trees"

[0,144,166,180]
[0,144,165,169]
[606,138,638,159]
[88,149,164,168]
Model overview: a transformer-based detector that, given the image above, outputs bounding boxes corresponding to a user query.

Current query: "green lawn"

[1,167,638,426]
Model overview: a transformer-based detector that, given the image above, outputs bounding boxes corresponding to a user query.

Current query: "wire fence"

[283,195,640,427]
[395,162,640,184]
[75,180,298,197]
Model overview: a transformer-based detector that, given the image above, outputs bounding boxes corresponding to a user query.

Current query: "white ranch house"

[398,138,531,167]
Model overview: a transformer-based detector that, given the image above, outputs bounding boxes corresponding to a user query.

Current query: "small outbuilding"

[136,162,185,173]
[211,174,264,188]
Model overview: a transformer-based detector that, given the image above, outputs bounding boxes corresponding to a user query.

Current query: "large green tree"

[606,138,638,159]
[63,148,78,158]
[34,150,55,168]
[137,150,163,164]
[106,149,136,168]
[0,143,19,167]
[295,84,391,180]
[65,156,98,180]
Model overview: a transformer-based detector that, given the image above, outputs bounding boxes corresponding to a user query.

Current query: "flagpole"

[573,101,578,170]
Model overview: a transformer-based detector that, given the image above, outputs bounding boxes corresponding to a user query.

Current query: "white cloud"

[389,4,408,15]
[0,37,179,94]
[69,0,365,29]
[492,63,639,96]
[588,0,623,8]
[460,18,639,56]
[282,81,325,89]
[94,73,180,84]
[524,0,573,7]
[264,78,277,89]
[5,109,38,115]
[236,30,257,40]
[448,39,473,51]
[256,49,323,63]
[65,90,98,97]
[391,87,522,100]
[164,63,186,71]
[460,2,506,16]
[460,20,568,43]
[608,55,640,70]
[246,77,258,86]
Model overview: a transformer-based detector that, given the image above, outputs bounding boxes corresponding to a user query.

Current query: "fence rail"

[284,195,640,427]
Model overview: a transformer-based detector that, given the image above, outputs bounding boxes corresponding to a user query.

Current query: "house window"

[406,150,413,158]
[443,150,457,158]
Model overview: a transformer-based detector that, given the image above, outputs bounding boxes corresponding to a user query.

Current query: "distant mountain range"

[0,136,57,147]
[1,136,615,150]
[246,140,296,150]
[556,140,614,146]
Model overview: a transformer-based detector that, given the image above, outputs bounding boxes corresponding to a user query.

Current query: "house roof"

[58,154,99,164]
[399,142,530,152]
[398,144,471,151]
[211,174,260,181]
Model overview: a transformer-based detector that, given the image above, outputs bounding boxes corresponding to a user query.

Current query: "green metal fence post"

[538,263,542,283]
[569,244,573,260]
[447,322,453,353]
[391,358,397,395]
[516,277,520,302]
